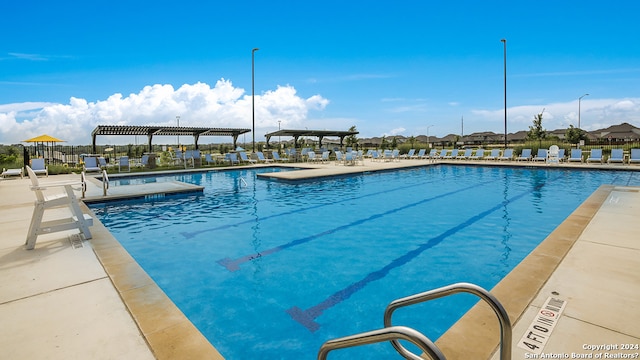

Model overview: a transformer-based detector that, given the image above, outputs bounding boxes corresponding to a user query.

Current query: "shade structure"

[22,134,66,164]
[23,134,66,143]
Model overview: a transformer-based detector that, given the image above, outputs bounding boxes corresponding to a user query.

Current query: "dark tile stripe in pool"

[179,169,471,240]
[286,172,564,332]
[216,178,495,272]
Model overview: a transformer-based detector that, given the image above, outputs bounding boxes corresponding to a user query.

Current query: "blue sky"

[1,0,639,145]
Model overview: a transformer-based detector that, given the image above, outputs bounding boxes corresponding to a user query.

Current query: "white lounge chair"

[83,157,101,173]
[608,149,624,164]
[586,149,603,164]
[30,158,49,177]
[547,145,560,165]
[24,165,93,250]
[1,167,23,179]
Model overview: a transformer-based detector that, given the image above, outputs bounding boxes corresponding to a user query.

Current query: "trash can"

[146,153,157,169]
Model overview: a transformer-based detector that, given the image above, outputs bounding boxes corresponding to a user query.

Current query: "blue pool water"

[89,165,640,359]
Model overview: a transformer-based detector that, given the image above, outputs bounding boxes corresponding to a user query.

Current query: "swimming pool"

[89,165,640,359]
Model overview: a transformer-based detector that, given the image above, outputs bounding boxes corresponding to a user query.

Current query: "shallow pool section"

[89,166,640,359]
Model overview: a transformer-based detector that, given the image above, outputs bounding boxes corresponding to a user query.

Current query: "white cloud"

[0,80,328,145]
[471,97,640,133]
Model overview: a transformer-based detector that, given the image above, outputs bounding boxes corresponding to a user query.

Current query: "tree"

[527,112,547,142]
[565,125,586,145]
[390,137,398,149]
[407,135,416,148]
[345,125,358,149]
[380,136,388,150]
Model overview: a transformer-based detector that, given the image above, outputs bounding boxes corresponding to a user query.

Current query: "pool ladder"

[317,282,512,360]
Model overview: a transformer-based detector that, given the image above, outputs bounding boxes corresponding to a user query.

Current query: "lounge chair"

[485,149,501,161]
[320,151,330,163]
[629,149,640,165]
[83,157,101,173]
[1,167,23,179]
[435,149,449,159]
[30,158,49,177]
[547,145,560,165]
[400,149,415,159]
[118,156,130,172]
[586,149,603,164]
[443,149,458,160]
[370,150,380,162]
[411,149,425,159]
[568,149,583,163]
[344,151,355,166]
[516,149,532,161]
[238,151,256,165]
[469,149,484,160]
[98,157,108,169]
[140,155,150,168]
[497,149,514,161]
[226,153,240,165]
[607,149,624,164]
[24,165,93,250]
[272,151,288,162]
[334,151,344,164]
[557,149,566,162]
[456,148,473,160]
[532,149,547,162]
[205,153,216,166]
[256,152,273,163]
[425,149,438,160]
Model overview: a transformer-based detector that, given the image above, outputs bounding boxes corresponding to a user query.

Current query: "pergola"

[264,129,358,149]
[91,125,251,153]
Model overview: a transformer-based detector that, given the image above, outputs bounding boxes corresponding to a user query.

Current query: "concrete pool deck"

[1,158,639,359]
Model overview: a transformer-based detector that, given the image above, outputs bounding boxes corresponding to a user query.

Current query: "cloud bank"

[0,79,329,145]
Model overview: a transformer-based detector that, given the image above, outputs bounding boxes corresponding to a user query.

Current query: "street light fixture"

[501,39,507,149]
[252,47,259,152]
[578,93,589,130]
[176,115,180,151]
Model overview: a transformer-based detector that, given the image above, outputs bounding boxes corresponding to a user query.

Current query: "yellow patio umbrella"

[23,134,66,164]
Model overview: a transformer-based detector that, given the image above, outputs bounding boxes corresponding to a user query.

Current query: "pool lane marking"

[286,173,562,332]
[216,180,493,272]
[180,169,461,239]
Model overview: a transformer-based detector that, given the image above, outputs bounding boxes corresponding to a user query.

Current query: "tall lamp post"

[426,124,434,147]
[176,115,180,151]
[501,39,507,149]
[252,47,259,152]
[578,93,589,130]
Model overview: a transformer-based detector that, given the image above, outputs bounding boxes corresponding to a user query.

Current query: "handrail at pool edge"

[383,282,512,360]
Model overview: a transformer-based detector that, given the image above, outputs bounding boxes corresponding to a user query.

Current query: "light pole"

[578,93,589,130]
[252,47,259,152]
[278,120,281,150]
[501,39,507,149]
[426,124,434,147]
[176,115,180,151]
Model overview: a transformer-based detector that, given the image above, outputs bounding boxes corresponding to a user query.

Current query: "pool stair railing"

[317,282,512,360]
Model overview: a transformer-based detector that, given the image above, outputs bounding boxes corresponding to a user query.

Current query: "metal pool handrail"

[102,170,109,196]
[384,282,512,360]
[317,326,445,360]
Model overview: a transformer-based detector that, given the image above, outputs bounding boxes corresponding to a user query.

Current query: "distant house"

[589,122,640,141]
